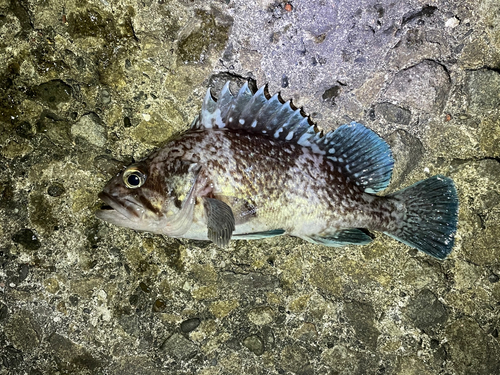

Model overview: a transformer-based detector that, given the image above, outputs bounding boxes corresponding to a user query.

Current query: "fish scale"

[97,82,459,259]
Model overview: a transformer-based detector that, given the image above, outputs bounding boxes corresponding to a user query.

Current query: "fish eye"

[123,168,146,189]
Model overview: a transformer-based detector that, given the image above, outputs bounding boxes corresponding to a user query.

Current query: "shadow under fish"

[96,82,459,259]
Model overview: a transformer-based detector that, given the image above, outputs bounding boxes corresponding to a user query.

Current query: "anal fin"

[306,229,373,247]
[203,198,235,247]
[232,229,285,240]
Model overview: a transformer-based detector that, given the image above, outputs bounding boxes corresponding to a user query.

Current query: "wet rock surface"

[1,0,499,374]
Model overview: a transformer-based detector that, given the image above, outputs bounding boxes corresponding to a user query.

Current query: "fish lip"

[97,191,142,222]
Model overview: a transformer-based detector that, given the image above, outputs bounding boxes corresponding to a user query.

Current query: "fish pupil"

[127,174,141,187]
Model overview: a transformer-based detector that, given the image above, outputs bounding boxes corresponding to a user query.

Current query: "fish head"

[96,159,198,235]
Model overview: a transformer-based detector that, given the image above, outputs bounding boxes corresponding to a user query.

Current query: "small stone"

[123,116,132,128]
[71,113,107,147]
[17,264,29,282]
[36,115,72,146]
[321,345,360,373]
[281,74,289,88]
[15,121,34,139]
[153,299,166,312]
[464,223,500,265]
[288,295,311,313]
[322,85,341,104]
[180,318,201,333]
[69,295,79,306]
[375,102,412,125]
[47,183,66,197]
[177,10,231,64]
[0,303,9,320]
[405,289,448,331]
[139,282,151,293]
[294,322,318,341]
[478,190,500,211]
[93,155,127,176]
[100,89,111,105]
[44,278,59,294]
[445,17,460,28]
[488,274,499,283]
[29,193,58,235]
[243,335,264,355]
[131,109,181,147]
[11,229,41,251]
[0,137,34,159]
[247,306,275,326]
[161,333,198,360]
[479,115,500,158]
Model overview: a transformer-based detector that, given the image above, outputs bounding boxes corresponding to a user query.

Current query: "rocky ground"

[1,0,500,373]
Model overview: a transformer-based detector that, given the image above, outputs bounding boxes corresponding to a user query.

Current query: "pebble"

[445,17,460,28]
[180,318,201,333]
[71,113,107,147]
[47,183,66,197]
[11,229,41,251]
[243,335,264,355]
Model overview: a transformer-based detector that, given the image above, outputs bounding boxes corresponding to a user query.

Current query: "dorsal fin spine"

[238,86,267,129]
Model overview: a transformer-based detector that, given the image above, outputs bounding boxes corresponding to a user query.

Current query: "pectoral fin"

[203,198,235,247]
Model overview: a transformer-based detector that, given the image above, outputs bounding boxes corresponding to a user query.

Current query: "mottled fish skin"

[171,130,394,235]
[97,82,459,259]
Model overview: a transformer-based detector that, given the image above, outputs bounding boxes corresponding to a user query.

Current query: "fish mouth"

[96,191,143,223]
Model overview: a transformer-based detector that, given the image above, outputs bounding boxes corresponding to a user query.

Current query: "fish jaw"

[96,191,173,234]
[96,191,148,228]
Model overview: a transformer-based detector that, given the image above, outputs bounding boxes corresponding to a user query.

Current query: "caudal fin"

[385,175,459,259]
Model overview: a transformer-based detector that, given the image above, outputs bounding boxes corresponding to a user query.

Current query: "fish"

[96,81,459,259]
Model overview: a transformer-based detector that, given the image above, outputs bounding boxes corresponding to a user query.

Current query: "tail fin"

[385,175,459,259]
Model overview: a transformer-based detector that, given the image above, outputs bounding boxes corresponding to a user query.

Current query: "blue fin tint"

[194,83,393,193]
[318,123,394,193]
[233,229,285,240]
[385,175,459,259]
[306,229,373,247]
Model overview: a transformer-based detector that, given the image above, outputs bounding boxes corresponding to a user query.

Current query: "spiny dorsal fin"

[192,82,394,193]
[192,82,316,144]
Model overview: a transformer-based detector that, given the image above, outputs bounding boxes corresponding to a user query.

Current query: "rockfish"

[96,82,459,259]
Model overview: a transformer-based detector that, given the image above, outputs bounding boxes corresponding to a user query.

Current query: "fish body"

[97,82,458,259]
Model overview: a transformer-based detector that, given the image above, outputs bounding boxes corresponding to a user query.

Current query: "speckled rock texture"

[1,0,499,374]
